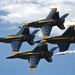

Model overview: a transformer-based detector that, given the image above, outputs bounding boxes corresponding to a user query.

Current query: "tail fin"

[49,46,58,52]
[57,13,69,29]
[16,25,30,35]
[61,26,75,36]
[26,29,39,45]
[33,42,48,52]
[57,26,75,52]
[45,46,58,62]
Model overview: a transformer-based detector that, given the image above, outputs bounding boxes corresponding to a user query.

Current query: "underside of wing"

[11,41,22,54]
[28,56,40,70]
[57,40,70,52]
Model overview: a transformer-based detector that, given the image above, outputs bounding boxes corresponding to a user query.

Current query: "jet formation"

[0,8,75,70]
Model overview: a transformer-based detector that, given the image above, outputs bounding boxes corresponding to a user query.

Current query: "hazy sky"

[0,0,75,75]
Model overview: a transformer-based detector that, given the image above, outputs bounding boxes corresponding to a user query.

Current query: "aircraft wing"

[41,24,52,37]
[41,8,57,37]
[11,41,22,54]
[57,40,70,52]
[28,56,40,70]
[46,8,57,20]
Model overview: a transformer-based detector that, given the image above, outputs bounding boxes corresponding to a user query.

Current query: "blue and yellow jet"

[6,42,58,70]
[0,25,39,54]
[35,26,75,52]
[23,8,69,38]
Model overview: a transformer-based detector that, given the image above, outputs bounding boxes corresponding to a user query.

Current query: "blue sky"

[0,0,75,75]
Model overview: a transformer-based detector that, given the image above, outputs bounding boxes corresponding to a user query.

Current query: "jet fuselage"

[0,35,34,43]
[8,51,53,60]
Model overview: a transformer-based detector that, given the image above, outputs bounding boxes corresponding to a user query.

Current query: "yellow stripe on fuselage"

[22,52,45,55]
[4,36,23,39]
[50,37,70,40]
[38,20,53,23]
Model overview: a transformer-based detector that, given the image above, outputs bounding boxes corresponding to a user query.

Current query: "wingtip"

[43,36,49,39]
[12,51,19,55]
[29,68,36,71]
[50,8,57,11]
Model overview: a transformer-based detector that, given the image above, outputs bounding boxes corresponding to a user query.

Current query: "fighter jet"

[6,42,58,70]
[35,26,75,52]
[23,8,69,38]
[0,25,39,54]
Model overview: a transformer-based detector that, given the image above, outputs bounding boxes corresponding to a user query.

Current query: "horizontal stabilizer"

[45,57,52,62]
[57,24,65,29]
[57,13,69,30]
[31,29,39,35]
[27,39,34,45]
[49,46,58,52]
[60,13,69,20]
